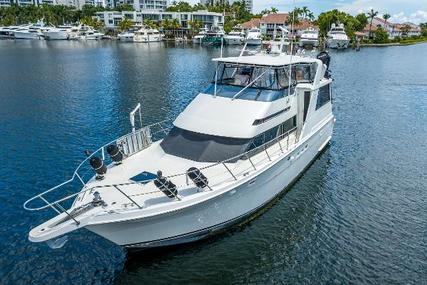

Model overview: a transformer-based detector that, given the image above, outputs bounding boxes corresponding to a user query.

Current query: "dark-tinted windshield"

[160,127,251,162]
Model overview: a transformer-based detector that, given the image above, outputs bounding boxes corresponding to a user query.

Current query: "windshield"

[160,127,251,162]
[203,63,316,101]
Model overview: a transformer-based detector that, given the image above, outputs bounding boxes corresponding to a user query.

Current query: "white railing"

[23,119,172,213]
[23,126,298,219]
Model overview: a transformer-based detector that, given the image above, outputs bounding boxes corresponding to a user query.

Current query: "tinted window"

[316,84,331,110]
[160,127,250,162]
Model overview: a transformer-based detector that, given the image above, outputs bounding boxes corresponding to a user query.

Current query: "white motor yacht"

[25,48,335,250]
[118,29,136,42]
[327,23,350,49]
[14,24,45,40]
[134,28,163,43]
[43,25,73,40]
[0,26,19,39]
[246,28,262,45]
[224,30,245,45]
[79,28,104,40]
[299,28,319,47]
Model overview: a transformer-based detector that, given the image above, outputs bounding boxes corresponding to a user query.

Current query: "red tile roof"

[241,18,261,29]
[260,13,289,24]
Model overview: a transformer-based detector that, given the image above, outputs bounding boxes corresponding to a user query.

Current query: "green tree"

[383,13,390,25]
[166,1,194,12]
[367,8,378,38]
[81,16,104,30]
[143,19,158,29]
[116,4,134,12]
[188,19,203,35]
[373,26,388,43]
[270,7,278,14]
[118,18,133,31]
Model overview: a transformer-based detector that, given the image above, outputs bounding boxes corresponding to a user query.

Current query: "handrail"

[23,119,173,212]
[24,126,298,213]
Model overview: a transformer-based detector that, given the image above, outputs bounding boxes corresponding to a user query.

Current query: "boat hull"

[299,39,319,47]
[44,31,69,40]
[225,37,243,45]
[14,31,43,40]
[134,36,162,43]
[86,117,334,249]
[245,38,262,46]
[327,38,349,49]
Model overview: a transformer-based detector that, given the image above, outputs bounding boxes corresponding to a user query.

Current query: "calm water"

[0,40,426,285]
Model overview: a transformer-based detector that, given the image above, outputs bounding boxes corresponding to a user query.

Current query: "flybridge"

[212,54,319,67]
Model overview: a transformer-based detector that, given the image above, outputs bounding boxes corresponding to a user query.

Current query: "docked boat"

[224,30,245,45]
[327,23,350,49]
[134,28,163,43]
[0,26,19,39]
[192,27,208,44]
[245,28,262,45]
[79,28,104,40]
[299,28,319,47]
[24,48,335,250]
[43,25,73,40]
[14,23,48,40]
[118,29,137,42]
[202,27,224,45]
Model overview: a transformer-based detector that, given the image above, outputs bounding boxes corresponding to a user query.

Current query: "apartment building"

[96,9,224,29]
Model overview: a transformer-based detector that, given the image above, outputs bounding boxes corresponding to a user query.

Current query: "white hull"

[44,31,69,40]
[118,35,134,42]
[86,117,334,248]
[245,38,262,46]
[299,38,319,47]
[327,38,349,49]
[134,36,162,43]
[192,36,204,43]
[14,31,43,39]
[225,37,243,45]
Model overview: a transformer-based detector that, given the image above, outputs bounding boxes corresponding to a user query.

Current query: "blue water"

[0,41,426,284]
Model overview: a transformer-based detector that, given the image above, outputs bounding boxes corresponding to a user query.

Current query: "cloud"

[390,10,427,24]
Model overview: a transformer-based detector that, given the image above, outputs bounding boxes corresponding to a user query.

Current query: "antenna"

[278,26,289,54]
[288,0,296,95]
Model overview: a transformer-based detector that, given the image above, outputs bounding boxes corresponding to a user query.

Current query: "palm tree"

[383,13,391,24]
[118,18,133,32]
[270,7,278,14]
[367,8,378,39]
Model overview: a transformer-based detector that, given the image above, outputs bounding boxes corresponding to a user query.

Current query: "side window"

[248,126,279,151]
[278,116,297,136]
[316,84,331,110]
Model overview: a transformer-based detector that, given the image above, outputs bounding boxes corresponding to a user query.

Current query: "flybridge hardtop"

[24,48,335,249]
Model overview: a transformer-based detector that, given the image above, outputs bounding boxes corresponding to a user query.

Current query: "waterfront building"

[96,10,224,30]
[259,13,289,39]
[363,17,422,39]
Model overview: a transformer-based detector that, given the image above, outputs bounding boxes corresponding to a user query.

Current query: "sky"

[186,0,427,24]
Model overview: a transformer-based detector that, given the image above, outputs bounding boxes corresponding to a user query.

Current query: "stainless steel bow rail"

[23,126,298,220]
[23,119,172,212]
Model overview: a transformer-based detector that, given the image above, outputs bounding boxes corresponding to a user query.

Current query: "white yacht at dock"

[25,45,335,249]
[224,30,245,45]
[43,25,73,40]
[299,28,319,47]
[327,23,350,49]
[79,28,104,40]
[14,21,52,39]
[118,29,136,42]
[245,28,262,45]
[134,27,163,43]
